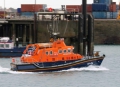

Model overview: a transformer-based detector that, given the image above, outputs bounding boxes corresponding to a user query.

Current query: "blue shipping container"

[92,12,107,19]
[17,8,21,13]
[107,12,118,19]
[99,0,112,5]
[92,3,108,11]
[116,5,119,11]
[94,0,99,3]
[93,0,112,5]
[21,12,34,16]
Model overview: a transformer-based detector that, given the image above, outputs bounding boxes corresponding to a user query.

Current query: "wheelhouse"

[0,37,14,49]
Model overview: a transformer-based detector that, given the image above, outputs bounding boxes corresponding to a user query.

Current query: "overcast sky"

[0,0,119,9]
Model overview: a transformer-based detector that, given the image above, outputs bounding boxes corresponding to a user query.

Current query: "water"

[0,45,119,87]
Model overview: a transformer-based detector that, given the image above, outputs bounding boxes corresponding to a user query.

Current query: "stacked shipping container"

[92,12,107,19]
[19,4,47,16]
[0,11,6,18]
[92,0,118,19]
[65,0,118,19]
[92,3,108,11]
[66,4,92,13]
[66,5,81,13]
[21,4,47,12]
[109,2,117,12]
[94,0,112,5]
[17,8,21,13]
[15,1,118,19]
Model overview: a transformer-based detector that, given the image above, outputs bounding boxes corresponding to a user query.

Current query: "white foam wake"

[61,65,109,72]
[0,66,34,74]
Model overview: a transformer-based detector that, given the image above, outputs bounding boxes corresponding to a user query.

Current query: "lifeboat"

[10,38,105,72]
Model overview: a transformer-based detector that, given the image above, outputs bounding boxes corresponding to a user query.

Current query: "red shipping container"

[66,4,92,13]
[21,4,46,12]
[81,4,92,12]
[66,5,81,12]
[87,4,92,12]
[0,11,6,18]
[109,2,116,12]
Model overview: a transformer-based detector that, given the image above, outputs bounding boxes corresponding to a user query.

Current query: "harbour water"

[0,45,120,87]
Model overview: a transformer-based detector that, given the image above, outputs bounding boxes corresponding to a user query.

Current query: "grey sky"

[0,0,119,9]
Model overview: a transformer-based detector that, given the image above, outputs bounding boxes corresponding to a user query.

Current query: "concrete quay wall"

[37,19,120,44]
[94,19,120,44]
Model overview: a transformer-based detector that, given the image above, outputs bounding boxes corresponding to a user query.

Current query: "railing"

[0,13,82,21]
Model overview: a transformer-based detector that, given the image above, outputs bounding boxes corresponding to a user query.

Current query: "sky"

[0,0,119,9]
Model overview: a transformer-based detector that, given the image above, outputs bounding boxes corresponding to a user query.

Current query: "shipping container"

[17,8,21,13]
[109,2,116,12]
[94,0,112,5]
[92,3,108,11]
[66,5,81,12]
[21,4,47,12]
[0,11,6,18]
[66,4,92,13]
[81,4,92,12]
[99,0,112,5]
[116,5,119,11]
[92,12,107,19]
[86,4,92,12]
[21,12,34,16]
[107,12,118,19]
[94,0,99,3]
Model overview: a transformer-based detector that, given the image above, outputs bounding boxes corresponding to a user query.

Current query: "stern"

[10,63,17,71]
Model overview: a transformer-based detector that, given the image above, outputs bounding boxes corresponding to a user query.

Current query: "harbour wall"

[37,19,120,45]
[94,19,120,44]
[0,19,120,45]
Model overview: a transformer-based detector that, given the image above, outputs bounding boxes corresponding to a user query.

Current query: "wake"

[61,65,109,72]
[0,66,34,74]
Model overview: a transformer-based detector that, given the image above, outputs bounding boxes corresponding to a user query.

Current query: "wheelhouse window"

[46,51,49,55]
[0,44,4,48]
[58,50,62,54]
[63,50,67,53]
[5,44,9,48]
[50,51,53,55]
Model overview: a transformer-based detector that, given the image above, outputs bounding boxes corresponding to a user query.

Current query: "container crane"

[117,1,120,19]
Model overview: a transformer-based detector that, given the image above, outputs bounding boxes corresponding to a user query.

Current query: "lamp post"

[35,0,36,6]
[4,0,5,19]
